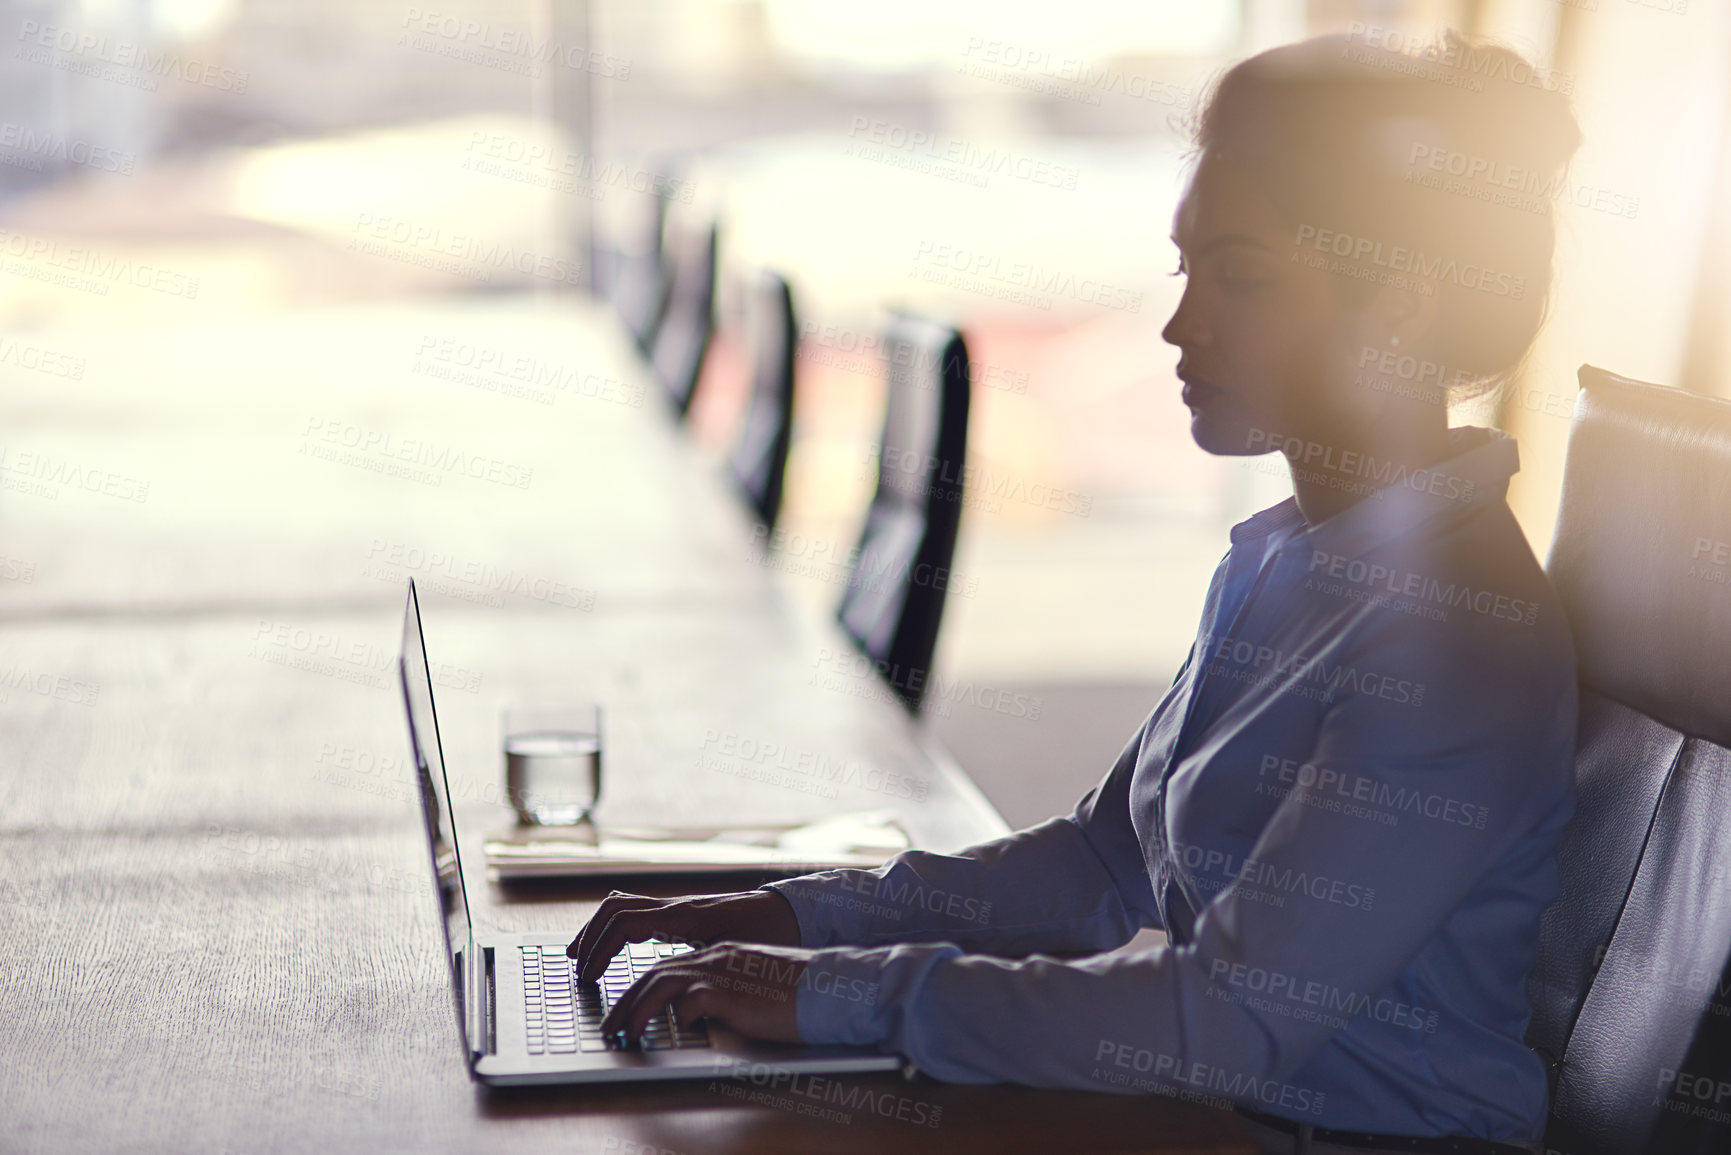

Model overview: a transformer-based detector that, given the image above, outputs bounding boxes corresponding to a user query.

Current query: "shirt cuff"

[796,943,963,1048]
[757,877,832,949]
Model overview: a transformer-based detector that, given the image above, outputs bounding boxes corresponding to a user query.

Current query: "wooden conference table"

[0,296,1254,1154]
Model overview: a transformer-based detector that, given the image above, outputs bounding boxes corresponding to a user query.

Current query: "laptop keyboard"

[521,942,712,1055]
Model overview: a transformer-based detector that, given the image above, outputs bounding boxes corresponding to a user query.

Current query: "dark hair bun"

[1193,29,1583,396]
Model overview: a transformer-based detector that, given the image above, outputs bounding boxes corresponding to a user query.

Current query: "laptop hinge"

[462,936,490,1058]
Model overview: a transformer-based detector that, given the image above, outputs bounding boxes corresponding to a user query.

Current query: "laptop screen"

[397,579,475,1050]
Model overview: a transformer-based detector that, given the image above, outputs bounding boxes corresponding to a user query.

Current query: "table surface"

[0,295,1255,1154]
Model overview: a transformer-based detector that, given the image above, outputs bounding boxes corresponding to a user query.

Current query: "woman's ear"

[1374,281,1439,351]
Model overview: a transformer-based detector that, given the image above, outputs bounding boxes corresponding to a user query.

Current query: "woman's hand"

[566,888,802,984]
[600,942,813,1045]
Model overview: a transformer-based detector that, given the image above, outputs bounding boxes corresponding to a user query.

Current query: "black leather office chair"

[837,316,970,715]
[726,270,797,530]
[1527,365,1731,1155]
[648,219,718,418]
[608,186,673,354]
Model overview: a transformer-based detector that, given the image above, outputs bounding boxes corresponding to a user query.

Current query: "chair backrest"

[1530,365,1731,1155]
[648,219,718,418]
[836,316,970,714]
[610,185,674,353]
[726,270,797,530]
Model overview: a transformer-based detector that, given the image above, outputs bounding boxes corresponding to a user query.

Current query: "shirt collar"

[1227,425,1520,556]
[1229,495,1306,545]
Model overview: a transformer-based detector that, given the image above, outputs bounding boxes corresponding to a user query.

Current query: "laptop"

[395,579,906,1085]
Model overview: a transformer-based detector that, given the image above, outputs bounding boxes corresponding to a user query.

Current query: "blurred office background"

[1,0,1725,827]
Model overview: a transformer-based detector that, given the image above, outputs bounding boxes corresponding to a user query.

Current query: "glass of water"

[503,705,603,826]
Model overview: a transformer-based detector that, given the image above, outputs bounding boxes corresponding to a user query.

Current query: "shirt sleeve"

[760,708,1166,958]
[787,621,1576,1099]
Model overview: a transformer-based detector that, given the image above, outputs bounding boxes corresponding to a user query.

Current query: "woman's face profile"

[1163,154,1367,457]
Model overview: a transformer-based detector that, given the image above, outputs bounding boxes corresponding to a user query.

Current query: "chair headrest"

[1547,365,1731,746]
[876,316,968,508]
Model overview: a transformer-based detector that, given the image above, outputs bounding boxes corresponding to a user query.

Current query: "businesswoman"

[571,31,1580,1155]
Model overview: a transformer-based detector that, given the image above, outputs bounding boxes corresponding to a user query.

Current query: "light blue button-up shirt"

[765,426,1577,1142]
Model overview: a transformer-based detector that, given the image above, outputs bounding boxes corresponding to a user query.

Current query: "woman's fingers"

[566,891,655,961]
[669,982,725,1031]
[599,944,808,1046]
[600,964,709,1042]
[567,893,665,979]
[569,889,784,982]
